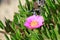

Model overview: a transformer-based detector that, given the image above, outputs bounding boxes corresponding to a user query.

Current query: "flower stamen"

[30,20,38,27]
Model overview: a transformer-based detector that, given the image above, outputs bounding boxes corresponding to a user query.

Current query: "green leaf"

[57,0,60,4]
[11,33,18,40]
[15,29,21,40]
[50,25,57,40]
[18,0,25,12]
[25,0,30,10]
[0,21,5,29]
[46,0,56,10]
[5,19,15,33]
[43,25,51,39]
[13,13,19,24]
[4,34,10,40]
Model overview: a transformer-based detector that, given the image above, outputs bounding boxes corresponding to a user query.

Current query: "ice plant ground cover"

[0,0,60,40]
[24,15,44,29]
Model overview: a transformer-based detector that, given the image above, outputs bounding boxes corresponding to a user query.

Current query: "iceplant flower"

[24,15,44,29]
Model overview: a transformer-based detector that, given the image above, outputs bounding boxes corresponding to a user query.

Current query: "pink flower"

[24,15,44,29]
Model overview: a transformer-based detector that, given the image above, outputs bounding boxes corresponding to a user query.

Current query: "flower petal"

[24,15,44,29]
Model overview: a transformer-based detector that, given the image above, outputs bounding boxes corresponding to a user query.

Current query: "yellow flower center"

[30,20,38,27]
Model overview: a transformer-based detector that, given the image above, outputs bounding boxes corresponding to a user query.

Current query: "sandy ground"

[0,0,26,24]
[0,0,18,24]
